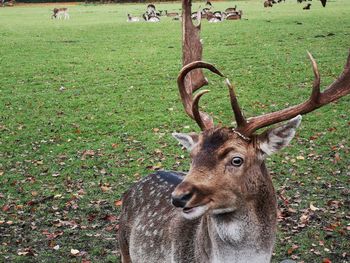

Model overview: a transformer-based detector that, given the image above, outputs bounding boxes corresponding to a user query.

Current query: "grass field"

[0,0,349,262]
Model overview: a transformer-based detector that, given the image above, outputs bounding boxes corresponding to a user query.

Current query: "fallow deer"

[146,3,156,15]
[142,13,160,22]
[225,6,237,13]
[226,11,242,20]
[303,3,312,9]
[264,0,273,8]
[166,11,180,18]
[206,1,212,8]
[127,14,140,22]
[118,0,350,262]
[52,8,69,20]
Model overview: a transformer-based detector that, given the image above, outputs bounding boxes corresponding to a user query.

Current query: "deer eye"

[231,157,244,167]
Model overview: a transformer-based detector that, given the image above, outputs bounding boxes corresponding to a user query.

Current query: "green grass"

[0,0,349,262]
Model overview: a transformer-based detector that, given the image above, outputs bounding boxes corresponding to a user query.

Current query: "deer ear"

[258,115,302,156]
[172,132,199,151]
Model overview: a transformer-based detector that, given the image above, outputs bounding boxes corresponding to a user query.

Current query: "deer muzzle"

[171,192,193,208]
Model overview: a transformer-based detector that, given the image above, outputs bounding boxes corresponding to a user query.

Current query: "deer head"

[171,54,350,220]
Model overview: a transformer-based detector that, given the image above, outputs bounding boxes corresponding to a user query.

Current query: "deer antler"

[179,0,216,130]
[178,61,225,130]
[180,0,349,134]
[230,50,350,136]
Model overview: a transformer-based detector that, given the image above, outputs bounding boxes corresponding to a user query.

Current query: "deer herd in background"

[127,2,243,23]
[265,0,327,9]
[49,0,328,22]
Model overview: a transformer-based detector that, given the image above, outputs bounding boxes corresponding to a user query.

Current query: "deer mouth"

[182,204,209,220]
[183,206,196,213]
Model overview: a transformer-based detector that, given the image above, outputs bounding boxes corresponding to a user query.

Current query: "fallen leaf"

[114,200,123,207]
[100,185,112,192]
[287,244,299,255]
[310,203,319,211]
[2,204,10,212]
[71,249,80,255]
[53,245,60,250]
[101,214,118,222]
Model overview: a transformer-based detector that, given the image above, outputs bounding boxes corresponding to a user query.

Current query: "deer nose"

[171,192,193,208]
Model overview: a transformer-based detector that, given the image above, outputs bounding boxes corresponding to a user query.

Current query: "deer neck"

[195,184,277,263]
[194,209,275,263]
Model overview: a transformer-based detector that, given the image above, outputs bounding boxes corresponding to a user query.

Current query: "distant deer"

[146,3,157,17]
[52,8,69,20]
[226,10,242,20]
[142,13,160,22]
[127,14,140,22]
[303,3,312,9]
[206,0,212,7]
[225,5,237,13]
[118,0,350,262]
[207,12,222,23]
[165,10,180,18]
[264,0,273,7]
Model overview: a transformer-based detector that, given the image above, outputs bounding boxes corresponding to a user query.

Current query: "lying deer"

[52,8,69,20]
[303,3,312,9]
[165,10,180,17]
[264,0,273,8]
[225,6,237,13]
[226,11,242,20]
[118,0,350,262]
[127,14,140,22]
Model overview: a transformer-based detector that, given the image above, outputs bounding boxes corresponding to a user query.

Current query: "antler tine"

[320,49,350,103]
[225,78,247,127]
[192,90,210,130]
[180,0,210,129]
[178,61,225,130]
[237,50,350,136]
[307,51,321,103]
